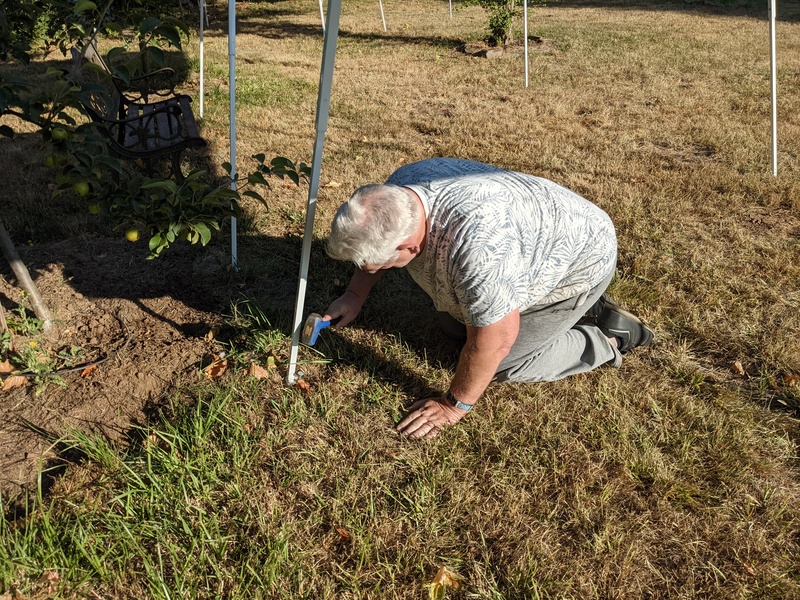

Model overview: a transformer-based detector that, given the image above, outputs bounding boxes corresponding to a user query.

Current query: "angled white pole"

[379,0,387,32]
[287,0,342,385]
[769,0,778,176]
[319,0,325,33]
[199,0,205,117]
[228,0,238,267]
[523,0,529,88]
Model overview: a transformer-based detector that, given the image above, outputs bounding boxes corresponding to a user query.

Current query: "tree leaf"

[74,0,97,13]
[194,222,212,246]
[0,360,16,376]
[148,233,163,253]
[204,357,227,380]
[139,17,162,36]
[153,25,181,48]
[247,171,269,187]
[430,566,464,592]
[2,375,28,392]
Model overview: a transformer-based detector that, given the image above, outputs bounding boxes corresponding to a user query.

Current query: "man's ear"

[397,242,420,255]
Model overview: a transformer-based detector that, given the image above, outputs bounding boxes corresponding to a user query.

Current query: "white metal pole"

[769,0,778,176]
[379,0,387,32]
[449,0,452,18]
[228,0,238,267]
[287,0,342,385]
[199,0,205,117]
[523,0,529,88]
[319,0,325,33]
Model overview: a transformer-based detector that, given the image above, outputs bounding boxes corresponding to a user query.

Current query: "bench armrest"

[116,68,178,103]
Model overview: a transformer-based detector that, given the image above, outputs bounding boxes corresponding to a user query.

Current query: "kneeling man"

[323,158,653,440]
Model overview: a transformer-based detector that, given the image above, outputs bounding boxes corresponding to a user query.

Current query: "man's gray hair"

[326,184,420,268]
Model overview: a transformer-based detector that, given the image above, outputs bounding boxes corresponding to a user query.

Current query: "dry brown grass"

[2,0,800,597]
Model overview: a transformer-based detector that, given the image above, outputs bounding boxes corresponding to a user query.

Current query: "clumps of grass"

[0,386,313,598]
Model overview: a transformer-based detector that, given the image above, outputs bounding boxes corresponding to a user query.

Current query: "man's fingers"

[396,401,428,430]
[324,314,350,329]
[397,411,425,434]
[403,419,438,439]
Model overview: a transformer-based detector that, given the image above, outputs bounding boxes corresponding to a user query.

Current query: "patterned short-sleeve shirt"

[386,158,617,328]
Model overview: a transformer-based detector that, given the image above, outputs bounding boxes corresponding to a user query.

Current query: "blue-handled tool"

[301,313,339,345]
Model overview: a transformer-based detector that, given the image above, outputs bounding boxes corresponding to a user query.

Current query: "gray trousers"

[438,270,621,383]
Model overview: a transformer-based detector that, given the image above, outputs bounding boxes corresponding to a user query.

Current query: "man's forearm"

[448,344,507,406]
[447,310,520,406]
[346,268,385,301]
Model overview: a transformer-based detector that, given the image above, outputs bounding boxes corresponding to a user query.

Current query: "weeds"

[1,297,84,394]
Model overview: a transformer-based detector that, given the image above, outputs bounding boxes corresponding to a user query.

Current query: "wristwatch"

[446,390,474,412]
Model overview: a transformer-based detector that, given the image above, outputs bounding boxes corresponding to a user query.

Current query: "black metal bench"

[69,42,206,180]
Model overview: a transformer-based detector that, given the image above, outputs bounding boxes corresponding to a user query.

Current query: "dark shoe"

[591,294,654,354]
[585,293,611,321]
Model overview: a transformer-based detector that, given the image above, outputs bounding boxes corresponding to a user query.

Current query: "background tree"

[464,0,548,47]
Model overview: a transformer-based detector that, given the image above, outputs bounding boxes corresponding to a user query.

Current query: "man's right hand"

[323,290,365,328]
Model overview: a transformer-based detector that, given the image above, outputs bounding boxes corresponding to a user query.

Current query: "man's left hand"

[397,397,467,439]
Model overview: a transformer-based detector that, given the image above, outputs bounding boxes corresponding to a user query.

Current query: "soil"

[0,235,235,502]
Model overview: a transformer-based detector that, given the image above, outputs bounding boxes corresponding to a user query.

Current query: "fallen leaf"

[80,364,99,378]
[428,565,464,599]
[0,360,15,376]
[283,182,298,189]
[783,372,799,387]
[248,362,271,379]
[204,357,228,380]
[742,561,756,577]
[336,526,351,541]
[39,570,60,593]
[204,328,217,341]
[2,375,28,392]
[731,361,746,376]
[323,180,341,188]
[296,379,311,394]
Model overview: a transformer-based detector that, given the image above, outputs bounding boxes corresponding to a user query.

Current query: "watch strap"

[446,390,474,412]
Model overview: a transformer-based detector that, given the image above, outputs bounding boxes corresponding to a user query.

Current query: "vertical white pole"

[319,0,325,33]
[449,0,452,18]
[287,0,343,385]
[228,0,238,267]
[199,0,205,118]
[379,0,387,32]
[769,0,778,176]
[523,0,529,88]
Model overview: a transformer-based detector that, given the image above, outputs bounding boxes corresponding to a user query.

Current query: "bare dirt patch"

[0,236,228,501]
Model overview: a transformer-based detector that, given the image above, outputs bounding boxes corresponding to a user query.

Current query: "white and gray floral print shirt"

[386,158,617,327]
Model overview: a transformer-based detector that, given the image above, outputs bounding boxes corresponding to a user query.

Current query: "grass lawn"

[1,0,799,597]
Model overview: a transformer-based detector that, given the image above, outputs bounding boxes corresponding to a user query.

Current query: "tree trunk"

[0,219,56,337]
